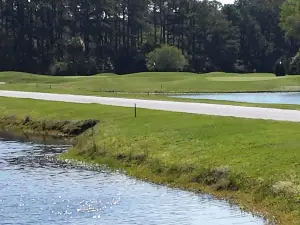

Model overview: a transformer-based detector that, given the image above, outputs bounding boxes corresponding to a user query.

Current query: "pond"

[172,92,300,105]
[0,132,265,225]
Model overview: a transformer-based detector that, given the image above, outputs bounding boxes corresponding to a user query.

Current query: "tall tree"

[280,0,300,40]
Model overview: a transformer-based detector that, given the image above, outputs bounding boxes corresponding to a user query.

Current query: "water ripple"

[0,139,266,225]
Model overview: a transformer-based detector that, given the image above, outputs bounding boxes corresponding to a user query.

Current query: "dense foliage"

[0,0,299,75]
[274,60,286,76]
[280,0,300,40]
[146,45,187,71]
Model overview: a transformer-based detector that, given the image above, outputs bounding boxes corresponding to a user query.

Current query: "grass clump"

[128,151,148,164]
[272,181,300,197]
[191,166,239,191]
[0,115,99,136]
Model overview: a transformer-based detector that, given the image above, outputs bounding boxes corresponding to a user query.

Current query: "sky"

[218,0,235,4]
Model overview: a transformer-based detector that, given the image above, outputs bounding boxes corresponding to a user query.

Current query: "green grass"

[1,71,300,93]
[1,96,300,224]
[2,81,300,111]
[2,71,300,111]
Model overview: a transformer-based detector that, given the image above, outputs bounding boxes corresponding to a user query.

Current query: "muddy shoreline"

[0,115,99,138]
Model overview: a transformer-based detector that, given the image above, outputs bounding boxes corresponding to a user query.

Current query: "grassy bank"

[2,97,300,224]
[1,71,300,93]
[0,115,99,137]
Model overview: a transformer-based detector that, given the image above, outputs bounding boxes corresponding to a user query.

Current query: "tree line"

[0,0,299,75]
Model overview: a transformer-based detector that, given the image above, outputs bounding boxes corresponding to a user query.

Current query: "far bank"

[1,71,300,94]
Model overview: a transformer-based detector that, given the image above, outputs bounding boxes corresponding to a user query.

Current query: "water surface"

[0,135,265,225]
[173,92,300,105]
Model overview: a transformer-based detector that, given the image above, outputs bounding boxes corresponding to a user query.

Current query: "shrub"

[233,60,252,73]
[289,52,300,75]
[192,165,238,190]
[274,59,286,76]
[49,61,69,75]
[146,44,188,72]
[272,181,300,197]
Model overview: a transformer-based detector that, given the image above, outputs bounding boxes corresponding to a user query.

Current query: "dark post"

[134,104,137,118]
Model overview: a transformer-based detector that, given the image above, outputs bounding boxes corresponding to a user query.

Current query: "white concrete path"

[1,90,300,122]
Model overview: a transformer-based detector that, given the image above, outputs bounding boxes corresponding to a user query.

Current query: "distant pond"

[172,92,300,105]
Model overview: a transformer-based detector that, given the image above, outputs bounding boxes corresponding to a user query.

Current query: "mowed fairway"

[1,71,300,93]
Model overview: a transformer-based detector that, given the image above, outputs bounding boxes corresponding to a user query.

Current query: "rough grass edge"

[0,115,99,137]
[59,135,300,225]
[2,116,298,225]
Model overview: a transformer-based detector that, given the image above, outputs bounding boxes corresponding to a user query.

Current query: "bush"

[274,59,286,76]
[272,181,300,197]
[146,44,188,72]
[49,61,69,75]
[76,58,99,76]
[233,60,252,73]
[288,52,300,75]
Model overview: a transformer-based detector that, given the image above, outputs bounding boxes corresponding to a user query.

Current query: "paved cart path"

[1,90,300,122]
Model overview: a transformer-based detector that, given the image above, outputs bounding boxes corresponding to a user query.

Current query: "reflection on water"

[172,92,300,105]
[0,134,265,225]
